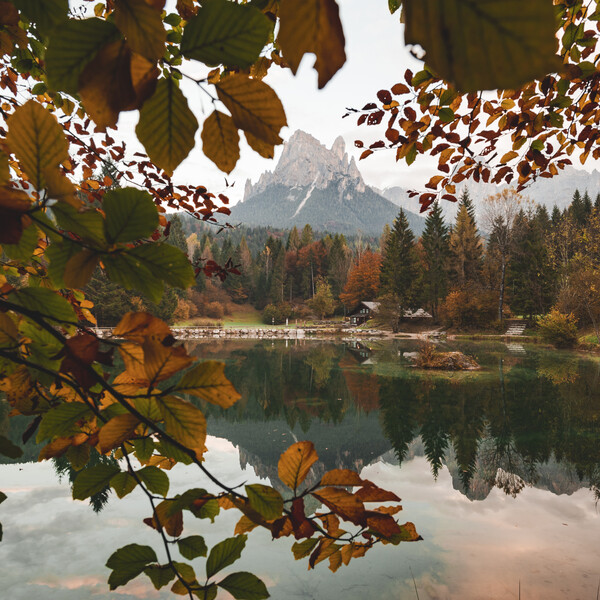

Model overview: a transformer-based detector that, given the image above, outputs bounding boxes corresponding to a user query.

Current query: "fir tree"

[595,193,600,211]
[286,226,300,251]
[551,205,562,227]
[380,209,420,308]
[168,214,189,256]
[583,191,593,221]
[300,224,313,247]
[420,202,450,318]
[449,190,483,286]
[327,234,351,299]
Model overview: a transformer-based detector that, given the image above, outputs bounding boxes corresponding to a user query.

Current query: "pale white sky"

[112,0,433,205]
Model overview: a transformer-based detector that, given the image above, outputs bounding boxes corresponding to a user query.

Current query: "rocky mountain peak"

[243,130,364,200]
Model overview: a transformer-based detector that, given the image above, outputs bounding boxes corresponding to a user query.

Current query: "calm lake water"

[1,339,599,599]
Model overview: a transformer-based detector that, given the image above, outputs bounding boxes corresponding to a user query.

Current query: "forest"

[88,186,600,349]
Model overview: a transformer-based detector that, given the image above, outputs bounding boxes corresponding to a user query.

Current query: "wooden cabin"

[349,301,380,325]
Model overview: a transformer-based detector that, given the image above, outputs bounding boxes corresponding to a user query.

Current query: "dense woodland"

[88,188,600,341]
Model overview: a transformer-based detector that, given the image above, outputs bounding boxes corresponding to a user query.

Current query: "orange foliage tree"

[339,250,382,309]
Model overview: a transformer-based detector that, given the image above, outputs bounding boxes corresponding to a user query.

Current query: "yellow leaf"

[142,338,193,384]
[44,167,82,208]
[500,150,519,164]
[244,131,275,159]
[63,250,100,289]
[114,311,172,343]
[278,0,346,89]
[158,396,206,458]
[278,441,318,491]
[201,110,240,174]
[98,413,140,453]
[234,515,258,535]
[6,100,69,190]
[215,75,287,146]
[114,0,166,62]
[79,41,158,130]
[119,342,148,383]
[175,361,241,408]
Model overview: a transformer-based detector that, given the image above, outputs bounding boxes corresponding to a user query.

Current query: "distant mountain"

[376,166,600,227]
[227,131,425,236]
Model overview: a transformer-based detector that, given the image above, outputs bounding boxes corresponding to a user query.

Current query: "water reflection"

[189,339,600,502]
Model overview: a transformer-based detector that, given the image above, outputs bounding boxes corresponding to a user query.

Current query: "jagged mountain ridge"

[228,131,425,235]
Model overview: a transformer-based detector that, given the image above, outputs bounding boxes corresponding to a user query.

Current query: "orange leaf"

[355,482,400,503]
[320,468,364,487]
[312,487,366,525]
[142,339,193,384]
[500,150,519,163]
[235,515,258,535]
[365,511,402,537]
[98,413,140,453]
[114,312,172,343]
[278,441,318,491]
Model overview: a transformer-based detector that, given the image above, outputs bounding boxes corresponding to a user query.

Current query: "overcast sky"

[111,0,435,205]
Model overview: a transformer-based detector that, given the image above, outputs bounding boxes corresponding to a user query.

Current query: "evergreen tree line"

[86,189,600,333]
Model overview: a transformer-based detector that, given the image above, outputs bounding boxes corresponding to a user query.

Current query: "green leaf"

[52,203,106,247]
[110,471,138,499]
[177,535,208,560]
[406,143,417,166]
[106,543,158,590]
[0,435,23,459]
[133,437,154,462]
[103,188,158,244]
[245,484,283,521]
[206,535,247,579]
[438,107,455,123]
[103,252,164,303]
[46,18,120,95]
[46,239,81,288]
[129,243,195,289]
[137,466,170,497]
[136,77,199,176]
[3,221,38,262]
[291,538,319,560]
[6,100,69,191]
[10,287,76,324]
[403,0,560,92]
[181,0,271,68]
[193,498,220,522]
[218,572,269,600]
[14,0,68,36]
[388,0,401,14]
[72,464,121,500]
[144,564,176,590]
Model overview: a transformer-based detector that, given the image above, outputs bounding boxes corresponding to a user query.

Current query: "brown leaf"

[312,487,366,526]
[114,0,167,62]
[365,511,402,537]
[114,312,172,342]
[308,538,338,569]
[244,131,275,159]
[79,41,158,130]
[215,75,287,146]
[64,250,100,289]
[148,499,184,536]
[201,110,240,174]
[98,413,140,453]
[278,441,318,491]
[234,515,258,535]
[320,468,364,487]
[0,186,31,244]
[59,333,101,390]
[43,167,81,208]
[278,0,346,89]
[0,1,19,26]
[355,482,401,503]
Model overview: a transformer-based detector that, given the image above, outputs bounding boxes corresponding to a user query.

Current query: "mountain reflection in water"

[188,339,600,502]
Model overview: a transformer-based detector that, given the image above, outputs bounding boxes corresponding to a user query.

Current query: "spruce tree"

[421,202,450,318]
[449,190,483,286]
[595,193,600,211]
[551,205,562,227]
[380,209,420,308]
[286,226,300,251]
[168,214,189,256]
[300,224,313,247]
[569,189,588,225]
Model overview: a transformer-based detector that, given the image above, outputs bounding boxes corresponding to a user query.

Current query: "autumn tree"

[340,250,382,309]
[307,277,336,320]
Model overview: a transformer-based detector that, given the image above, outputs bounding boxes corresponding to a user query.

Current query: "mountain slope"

[227,131,425,235]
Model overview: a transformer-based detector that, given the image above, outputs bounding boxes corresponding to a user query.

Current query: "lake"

[1,339,599,599]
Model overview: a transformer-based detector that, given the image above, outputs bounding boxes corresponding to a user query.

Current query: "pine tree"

[286,226,300,251]
[551,205,562,227]
[380,209,420,308]
[420,202,450,318]
[168,214,189,256]
[595,193,600,211]
[449,190,483,286]
[327,234,351,299]
[569,189,588,225]
[583,191,593,220]
[300,224,313,247]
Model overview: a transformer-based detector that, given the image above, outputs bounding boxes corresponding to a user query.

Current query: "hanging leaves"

[278,441,318,492]
[6,100,69,190]
[158,396,207,457]
[45,18,120,95]
[106,544,158,590]
[201,110,240,174]
[206,535,247,578]
[72,464,121,500]
[181,0,271,69]
[136,77,198,176]
[103,188,158,244]
[113,0,167,62]
[278,0,346,89]
[403,0,560,92]
[215,76,287,146]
